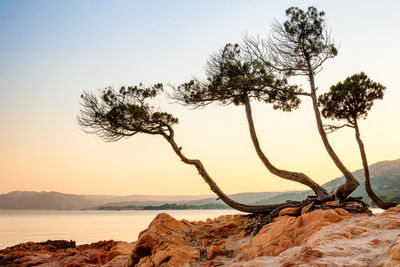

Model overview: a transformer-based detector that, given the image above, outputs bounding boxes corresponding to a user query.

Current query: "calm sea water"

[0,208,383,249]
[0,209,242,249]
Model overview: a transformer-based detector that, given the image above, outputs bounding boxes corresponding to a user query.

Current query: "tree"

[173,43,328,199]
[246,6,359,200]
[78,7,372,219]
[78,84,304,213]
[318,72,398,209]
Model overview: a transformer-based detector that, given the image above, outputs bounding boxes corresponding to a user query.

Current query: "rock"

[128,213,203,266]
[152,245,200,266]
[103,256,130,266]
[382,204,400,214]
[38,239,76,249]
[391,244,400,261]
[297,245,324,262]
[278,207,299,217]
[0,240,129,267]
[344,202,364,209]
[201,260,225,266]
[125,212,255,266]
[206,245,233,260]
[104,242,133,262]
[301,203,313,214]
[344,226,368,236]
[321,201,338,207]
[247,208,350,258]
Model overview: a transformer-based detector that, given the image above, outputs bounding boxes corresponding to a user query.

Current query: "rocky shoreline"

[1,205,400,266]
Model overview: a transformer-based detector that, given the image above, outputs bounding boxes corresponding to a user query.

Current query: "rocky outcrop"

[0,240,135,267]
[247,208,351,258]
[126,213,253,266]
[125,206,400,267]
[1,205,400,266]
[244,205,400,267]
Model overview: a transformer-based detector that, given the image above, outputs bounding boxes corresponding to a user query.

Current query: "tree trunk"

[306,64,359,200]
[243,96,328,199]
[160,130,301,213]
[354,120,397,210]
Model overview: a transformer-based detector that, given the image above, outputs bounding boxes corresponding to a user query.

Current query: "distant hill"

[0,191,214,210]
[255,159,400,205]
[1,159,398,209]
[82,194,214,205]
[0,190,282,210]
[183,192,282,205]
[0,191,95,210]
[322,159,400,204]
[253,190,310,205]
[94,192,282,210]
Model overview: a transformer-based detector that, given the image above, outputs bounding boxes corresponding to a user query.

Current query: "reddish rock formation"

[247,208,351,258]
[126,213,254,266]
[0,240,134,267]
[1,205,400,266]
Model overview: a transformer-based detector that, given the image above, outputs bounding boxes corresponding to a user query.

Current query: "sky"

[0,0,399,196]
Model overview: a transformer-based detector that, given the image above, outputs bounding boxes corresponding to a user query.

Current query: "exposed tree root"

[245,196,371,235]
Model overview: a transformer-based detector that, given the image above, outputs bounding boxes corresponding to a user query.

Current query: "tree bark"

[354,120,397,210]
[306,63,359,200]
[243,96,328,199]
[160,130,300,213]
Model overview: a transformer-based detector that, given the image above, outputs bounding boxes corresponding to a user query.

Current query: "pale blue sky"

[0,1,399,195]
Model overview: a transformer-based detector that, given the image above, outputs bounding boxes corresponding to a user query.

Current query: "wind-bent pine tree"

[246,6,359,200]
[78,84,304,213]
[78,7,376,218]
[172,43,328,199]
[319,72,398,210]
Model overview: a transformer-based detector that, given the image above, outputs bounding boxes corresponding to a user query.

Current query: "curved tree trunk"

[354,120,397,210]
[160,129,300,213]
[243,96,328,199]
[307,64,359,200]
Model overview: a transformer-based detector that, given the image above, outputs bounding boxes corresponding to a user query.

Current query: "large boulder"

[127,213,200,266]
[126,213,254,266]
[247,208,351,258]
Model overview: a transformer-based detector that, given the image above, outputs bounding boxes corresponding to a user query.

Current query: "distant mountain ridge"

[0,191,281,210]
[0,191,95,210]
[94,192,282,210]
[0,191,216,210]
[255,159,400,205]
[1,159,399,210]
[322,159,400,203]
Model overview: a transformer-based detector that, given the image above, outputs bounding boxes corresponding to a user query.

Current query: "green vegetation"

[142,203,229,210]
[319,73,397,209]
[96,203,229,210]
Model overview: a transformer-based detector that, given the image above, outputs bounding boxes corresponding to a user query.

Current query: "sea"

[0,208,383,249]
[0,209,242,249]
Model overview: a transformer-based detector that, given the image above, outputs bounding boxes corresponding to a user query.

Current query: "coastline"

[0,209,243,250]
[1,206,399,266]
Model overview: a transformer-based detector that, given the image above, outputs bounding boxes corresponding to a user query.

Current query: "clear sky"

[0,0,399,196]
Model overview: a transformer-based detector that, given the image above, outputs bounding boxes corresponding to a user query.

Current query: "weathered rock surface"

[1,205,400,267]
[126,213,253,267]
[248,208,351,258]
[243,205,400,267]
[0,240,134,267]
